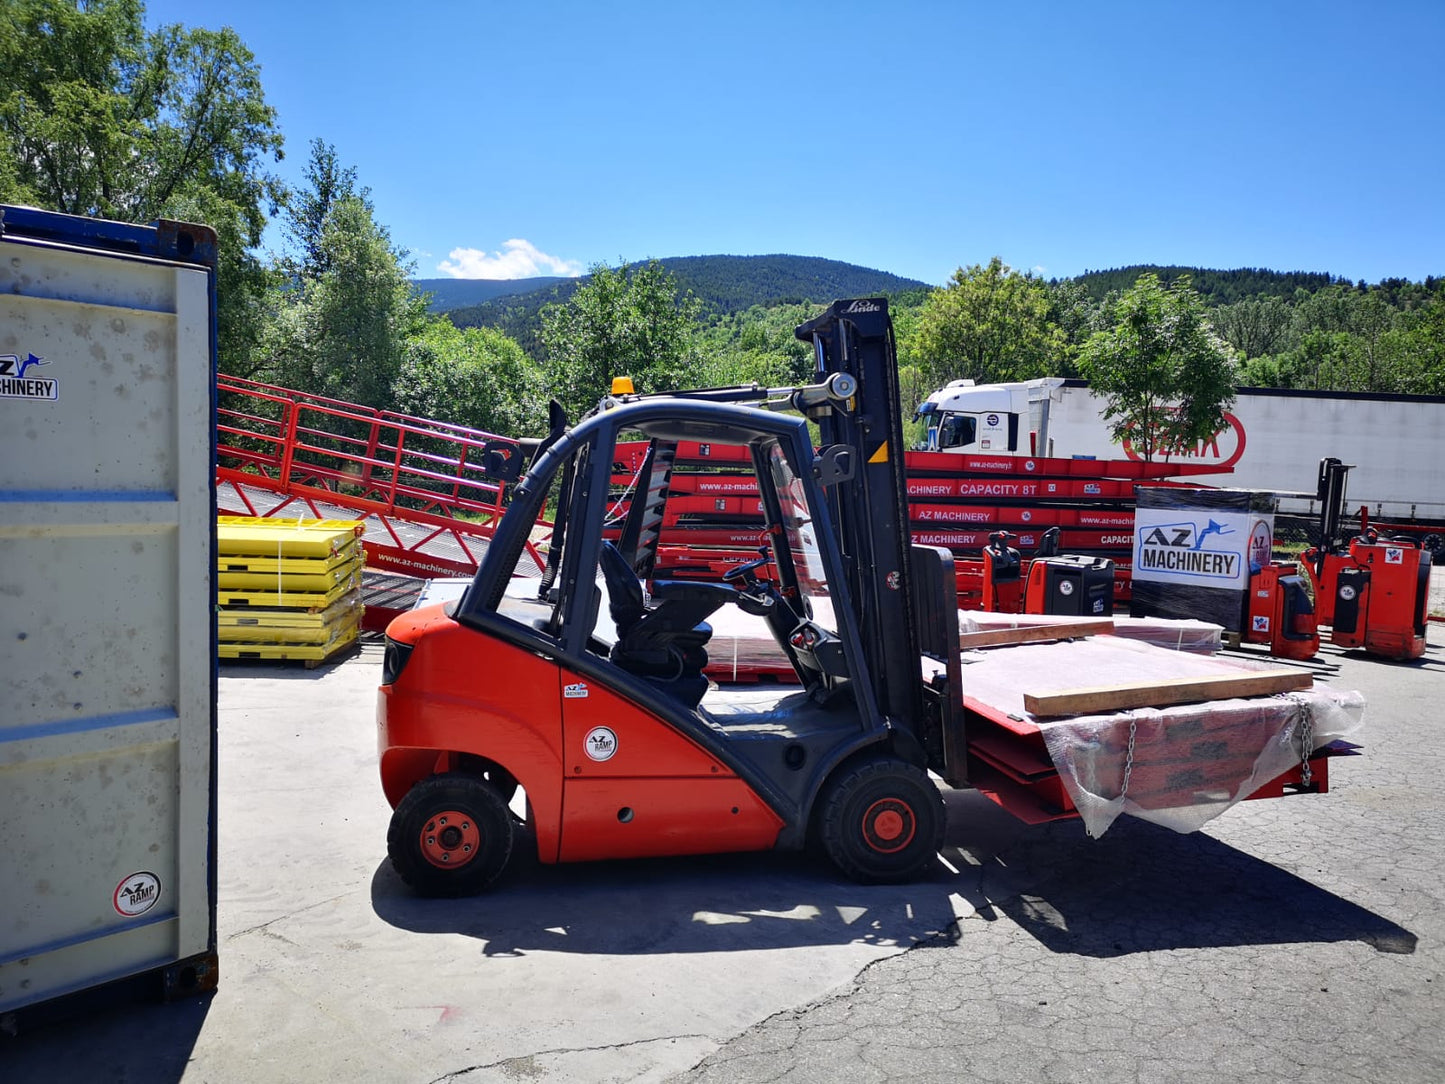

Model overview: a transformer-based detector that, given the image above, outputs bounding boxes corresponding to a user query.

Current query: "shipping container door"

[0,220,216,1012]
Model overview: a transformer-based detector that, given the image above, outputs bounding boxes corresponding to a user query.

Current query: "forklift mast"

[1315,457,1353,574]
[794,299,924,730]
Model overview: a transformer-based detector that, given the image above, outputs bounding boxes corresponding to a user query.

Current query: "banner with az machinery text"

[1130,487,1276,633]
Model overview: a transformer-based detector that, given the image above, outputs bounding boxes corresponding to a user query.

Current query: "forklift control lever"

[736,590,776,616]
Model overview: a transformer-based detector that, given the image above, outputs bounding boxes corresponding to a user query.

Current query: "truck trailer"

[917,378,1445,546]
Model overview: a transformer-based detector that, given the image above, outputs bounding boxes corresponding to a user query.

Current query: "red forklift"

[377,298,981,894]
[375,299,1339,896]
[1302,458,1430,660]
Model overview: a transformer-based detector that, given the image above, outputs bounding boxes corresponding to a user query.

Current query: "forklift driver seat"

[597,542,733,708]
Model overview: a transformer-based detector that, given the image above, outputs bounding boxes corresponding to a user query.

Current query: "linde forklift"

[378,298,977,894]
[374,299,1339,897]
[1302,458,1430,660]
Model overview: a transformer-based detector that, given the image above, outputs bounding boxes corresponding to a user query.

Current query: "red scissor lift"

[215,374,545,629]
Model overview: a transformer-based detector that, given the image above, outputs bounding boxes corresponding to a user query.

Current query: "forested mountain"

[414,276,568,312]
[440,254,929,358]
[657,255,929,312]
[1072,266,1343,305]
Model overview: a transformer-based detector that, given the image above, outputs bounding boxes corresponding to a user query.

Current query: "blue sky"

[145,0,1444,286]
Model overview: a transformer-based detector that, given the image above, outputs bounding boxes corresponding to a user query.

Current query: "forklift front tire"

[817,756,944,884]
[387,773,516,897]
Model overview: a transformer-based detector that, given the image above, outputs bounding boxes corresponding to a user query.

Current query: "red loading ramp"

[216,374,548,583]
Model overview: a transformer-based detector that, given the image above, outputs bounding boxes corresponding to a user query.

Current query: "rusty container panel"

[0,207,217,1014]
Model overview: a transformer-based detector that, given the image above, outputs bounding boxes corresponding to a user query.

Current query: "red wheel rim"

[419,809,480,869]
[862,798,916,854]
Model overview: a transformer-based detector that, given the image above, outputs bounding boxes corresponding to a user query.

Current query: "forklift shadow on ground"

[366,790,1037,958]
[369,787,1414,960]
[368,836,960,959]
[975,815,1417,958]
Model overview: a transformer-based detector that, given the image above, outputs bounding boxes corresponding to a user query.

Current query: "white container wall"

[0,208,217,1014]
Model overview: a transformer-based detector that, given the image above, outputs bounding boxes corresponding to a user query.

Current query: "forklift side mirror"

[813,445,855,487]
[480,439,524,484]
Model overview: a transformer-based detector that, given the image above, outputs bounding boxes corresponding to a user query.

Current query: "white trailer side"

[1045,382,1445,522]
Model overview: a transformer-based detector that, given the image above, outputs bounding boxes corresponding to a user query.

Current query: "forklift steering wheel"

[722,554,770,587]
[722,553,779,616]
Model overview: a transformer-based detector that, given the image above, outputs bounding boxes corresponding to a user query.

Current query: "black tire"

[387,773,516,897]
[816,756,944,884]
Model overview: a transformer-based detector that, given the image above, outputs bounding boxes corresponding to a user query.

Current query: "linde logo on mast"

[843,300,881,314]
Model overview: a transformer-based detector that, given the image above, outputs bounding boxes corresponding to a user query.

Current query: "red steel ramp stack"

[609,440,1225,609]
[701,607,1362,835]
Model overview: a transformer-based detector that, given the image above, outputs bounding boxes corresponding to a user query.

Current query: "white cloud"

[437,239,583,280]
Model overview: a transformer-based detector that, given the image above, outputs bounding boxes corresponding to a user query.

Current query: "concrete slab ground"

[681,626,1445,1083]
[3,625,1443,1083]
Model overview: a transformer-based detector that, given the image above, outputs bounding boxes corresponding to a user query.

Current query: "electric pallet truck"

[1302,458,1429,660]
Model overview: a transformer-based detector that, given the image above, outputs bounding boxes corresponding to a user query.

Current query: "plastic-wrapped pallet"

[216,517,365,665]
[961,636,1365,837]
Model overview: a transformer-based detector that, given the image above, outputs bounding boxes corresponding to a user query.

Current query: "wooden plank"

[959,619,1114,650]
[1023,669,1313,717]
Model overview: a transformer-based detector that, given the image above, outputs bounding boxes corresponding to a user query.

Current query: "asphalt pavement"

[2,617,1442,1084]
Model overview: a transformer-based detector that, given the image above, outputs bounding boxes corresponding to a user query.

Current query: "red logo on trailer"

[1122,412,1247,469]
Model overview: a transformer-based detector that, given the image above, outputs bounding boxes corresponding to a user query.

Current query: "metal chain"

[1120,716,1137,799]
[1295,695,1315,787]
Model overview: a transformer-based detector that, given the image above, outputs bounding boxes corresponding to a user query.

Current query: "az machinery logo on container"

[0,352,57,400]
[1133,512,1271,592]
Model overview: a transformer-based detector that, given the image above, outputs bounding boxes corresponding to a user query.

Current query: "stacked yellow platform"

[216,517,365,665]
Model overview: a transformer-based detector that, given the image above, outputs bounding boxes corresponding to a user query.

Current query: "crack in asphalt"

[224,892,352,941]
[429,1033,715,1082]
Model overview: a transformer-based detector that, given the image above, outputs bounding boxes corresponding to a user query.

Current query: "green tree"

[693,301,817,389]
[1214,296,1296,361]
[0,0,285,369]
[540,260,701,418]
[905,257,1066,387]
[284,138,369,282]
[264,195,429,408]
[1292,329,1365,391]
[392,321,548,437]
[1391,284,1445,394]
[1044,277,1106,374]
[1078,274,1239,462]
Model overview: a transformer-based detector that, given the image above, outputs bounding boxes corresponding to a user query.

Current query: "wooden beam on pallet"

[959,618,1114,650]
[1023,669,1313,717]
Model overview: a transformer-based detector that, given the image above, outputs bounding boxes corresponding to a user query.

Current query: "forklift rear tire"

[817,756,944,884]
[387,773,515,897]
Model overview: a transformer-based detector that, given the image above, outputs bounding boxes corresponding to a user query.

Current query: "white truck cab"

[915,377,1066,456]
